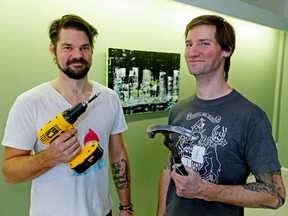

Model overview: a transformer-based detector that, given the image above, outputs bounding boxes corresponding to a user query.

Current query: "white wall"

[277,32,288,166]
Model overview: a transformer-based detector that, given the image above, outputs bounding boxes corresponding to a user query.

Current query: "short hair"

[185,15,236,81]
[49,14,98,49]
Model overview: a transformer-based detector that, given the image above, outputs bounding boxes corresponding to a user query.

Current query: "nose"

[71,48,84,59]
[187,44,201,57]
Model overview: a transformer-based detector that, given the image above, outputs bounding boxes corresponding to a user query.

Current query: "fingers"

[171,166,204,199]
[49,128,81,163]
[65,139,82,159]
[53,128,78,144]
[172,165,193,176]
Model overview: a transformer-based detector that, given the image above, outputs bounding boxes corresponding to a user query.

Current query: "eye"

[63,46,72,50]
[81,45,91,51]
[199,42,210,46]
[185,43,192,49]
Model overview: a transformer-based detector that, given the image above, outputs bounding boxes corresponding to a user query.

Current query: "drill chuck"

[62,102,88,124]
[63,92,101,124]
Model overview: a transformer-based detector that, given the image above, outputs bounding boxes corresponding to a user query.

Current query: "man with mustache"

[2,14,134,216]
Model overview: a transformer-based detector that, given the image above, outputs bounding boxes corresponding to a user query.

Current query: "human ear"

[223,49,232,57]
[49,43,56,59]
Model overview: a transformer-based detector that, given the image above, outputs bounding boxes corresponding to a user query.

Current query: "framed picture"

[107,48,181,115]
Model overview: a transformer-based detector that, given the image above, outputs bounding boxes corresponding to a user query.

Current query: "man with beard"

[1,14,134,216]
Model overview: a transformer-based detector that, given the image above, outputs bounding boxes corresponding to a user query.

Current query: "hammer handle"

[175,162,188,176]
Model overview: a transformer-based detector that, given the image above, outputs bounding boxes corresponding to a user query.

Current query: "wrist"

[119,203,134,214]
[201,180,214,201]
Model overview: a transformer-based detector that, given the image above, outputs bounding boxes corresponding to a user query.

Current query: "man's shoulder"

[19,82,51,98]
[232,90,265,113]
[14,82,51,103]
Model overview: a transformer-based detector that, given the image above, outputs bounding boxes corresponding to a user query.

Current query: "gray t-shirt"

[165,89,281,216]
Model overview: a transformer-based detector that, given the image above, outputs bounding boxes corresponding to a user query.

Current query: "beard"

[56,57,91,80]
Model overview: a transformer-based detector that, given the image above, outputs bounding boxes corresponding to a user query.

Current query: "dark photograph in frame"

[107,48,181,115]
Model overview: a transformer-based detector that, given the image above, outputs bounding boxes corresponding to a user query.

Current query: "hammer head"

[147,124,192,139]
[146,124,192,156]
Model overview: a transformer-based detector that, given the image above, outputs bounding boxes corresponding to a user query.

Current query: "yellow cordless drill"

[37,92,103,174]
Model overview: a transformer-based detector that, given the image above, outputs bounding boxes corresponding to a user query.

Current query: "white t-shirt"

[2,81,128,216]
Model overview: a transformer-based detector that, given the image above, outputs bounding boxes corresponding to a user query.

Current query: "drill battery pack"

[69,141,104,174]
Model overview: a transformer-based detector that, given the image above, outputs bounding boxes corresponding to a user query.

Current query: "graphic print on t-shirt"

[175,112,227,183]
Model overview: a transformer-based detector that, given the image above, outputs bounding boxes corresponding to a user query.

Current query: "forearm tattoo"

[243,170,285,209]
[165,152,172,170]
[111,159,130,190]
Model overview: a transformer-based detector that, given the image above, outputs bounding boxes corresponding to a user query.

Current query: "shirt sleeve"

[2,96,37,150]
[245,112,281,174]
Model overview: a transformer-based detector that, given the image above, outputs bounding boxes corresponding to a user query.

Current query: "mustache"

[67,58,89,65]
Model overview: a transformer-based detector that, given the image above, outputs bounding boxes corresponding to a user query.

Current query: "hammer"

[147,124,192,175]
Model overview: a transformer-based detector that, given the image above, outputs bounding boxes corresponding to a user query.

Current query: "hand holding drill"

[37,93,103,173]
[46,128,81,166]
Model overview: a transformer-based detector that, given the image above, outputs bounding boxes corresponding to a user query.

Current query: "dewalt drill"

[37,92,103,174]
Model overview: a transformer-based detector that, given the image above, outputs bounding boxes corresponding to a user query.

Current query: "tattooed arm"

[171,167,286,209]
[244,171,286,209]
[157,153,172,216]
[109,133,133,215]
